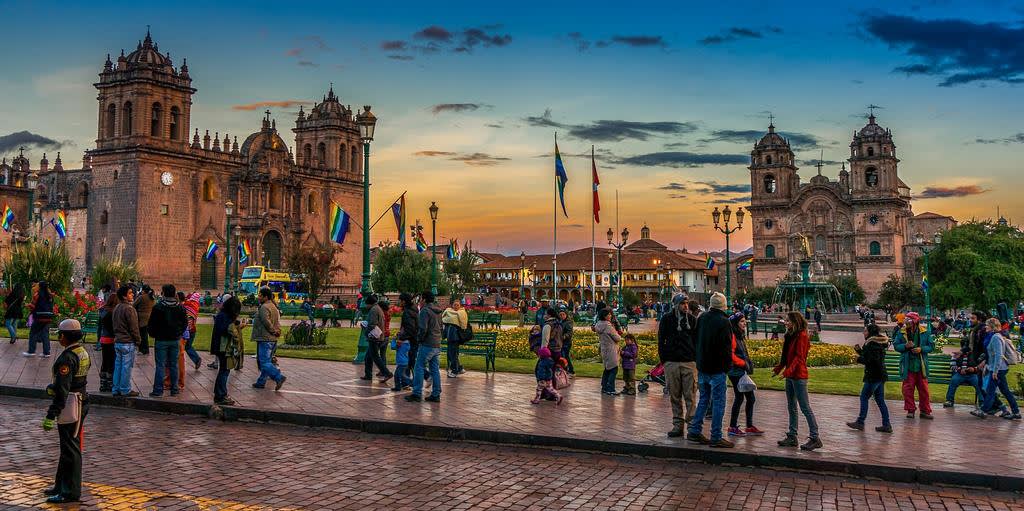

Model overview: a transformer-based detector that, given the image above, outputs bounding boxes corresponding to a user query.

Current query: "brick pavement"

[1,340,1022,491]
[0,396,1019,510]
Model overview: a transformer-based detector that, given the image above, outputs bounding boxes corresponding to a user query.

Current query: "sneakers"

[846,421,865,431]
[275,376,287,391]
[970,409,987,419]
[446,370,458,378]
[215,397,236,406]
[194,359,202,370]
[942,401,954,408]
[425,395,441,403]
[21,352,34,357]
[602,391,619,396]
[530,398,541,404]
[906,412,915,419]
[686,433,710,445]
[727,427,746,437]
[252,383,266,389]
[148,391,163,398]
[875,425,893,433]
[207,362,219,369]
[709,439,735,448]
[800,438,823,451]
[40,354,51,358]
[404,394,423,402]
[919,413,934,420]
[777,435,798,447]
[744,426,764,436]
[667,426,684,438]
[1011,414,1023,421]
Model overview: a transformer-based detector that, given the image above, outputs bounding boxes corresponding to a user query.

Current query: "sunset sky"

[1,0,1021,254]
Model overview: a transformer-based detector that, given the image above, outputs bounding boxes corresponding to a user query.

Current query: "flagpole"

[553,132,558,305]
[590,145,596,306]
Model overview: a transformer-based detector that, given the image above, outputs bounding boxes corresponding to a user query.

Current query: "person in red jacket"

[773,311,821,451]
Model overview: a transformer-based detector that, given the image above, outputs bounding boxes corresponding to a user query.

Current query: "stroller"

[637,362,668,394]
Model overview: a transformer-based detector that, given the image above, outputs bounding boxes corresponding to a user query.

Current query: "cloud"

[414,150,510,166]
[306,35,332,51]
[0,131,64,153]
[414,151,457,157]
[380,40,408,51]
[694,181,751,194]
[609,35,667,48]
[916,185,988,199]
[388,55,415,61]
[523,109,697,142]
[232,100,310,111]
[414,25,453,43]
[863,14,1024,86]
[567,32,590,52]
[668,194,688,199]
[663,142,688,149]
[485,123,504,129]
[658,182,689,191]
[297,60,318,68]
[394,25,510,55]
[700,26,782,45]
[689,223,708,228]
[430,103,491,115]
[709,197,750,204]
[459,27,512,50]
[612,151,748,168]
[973,133,1024,144]
[700,129,823,150]
[285,48,303,57]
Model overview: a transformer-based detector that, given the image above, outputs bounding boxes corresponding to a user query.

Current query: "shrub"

[3,240,74,293]
[283,320,327,347]
[90,258,141,294]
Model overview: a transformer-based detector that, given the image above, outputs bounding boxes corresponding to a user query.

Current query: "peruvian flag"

[592,150,601,224]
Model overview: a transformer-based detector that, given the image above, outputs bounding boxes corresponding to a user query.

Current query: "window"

[764,174,777,193]
[815,235,826,254]
[765,244,776,259]
[106,104,116,137]
[316,143,326,166]
[200,254,218,289]
[865,167,878,187]
[100,210,108,225]
[351,145,359,172]
[150,103,162,136]
[766,155,773,165]
[75,182,89,208]
[869,241,881,256]
[867,146,874,157]
[169,107,180,140]
[307,192,316,214]
[303,144,312,166]
[339,144,347,169]
[122,101,133,136]
[160,204,169,215]
[202,178,216,201]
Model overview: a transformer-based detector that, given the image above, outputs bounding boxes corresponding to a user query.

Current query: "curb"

[4,384,1020,492]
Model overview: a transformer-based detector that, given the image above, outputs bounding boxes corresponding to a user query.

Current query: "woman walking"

[5,284,24,345]
[24,281,55,357]
[97,293,119,392]
[441,300,468,378]
[972,318,1022,420]
[727,313,762,437]
[210,295,244,405]
[595,308,622,396]
[774,311,821,451]
[847,323,892,432]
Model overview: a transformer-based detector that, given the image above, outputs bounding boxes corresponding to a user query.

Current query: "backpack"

[1002,335,1021,365]
[458,324,474,344]
[529,329,543,353]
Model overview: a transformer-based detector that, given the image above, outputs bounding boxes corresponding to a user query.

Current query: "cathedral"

[3,31,367,294]
[747,114,955,300]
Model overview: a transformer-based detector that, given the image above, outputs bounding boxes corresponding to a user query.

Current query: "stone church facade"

[22,32,367,294]
[747,115,955,301]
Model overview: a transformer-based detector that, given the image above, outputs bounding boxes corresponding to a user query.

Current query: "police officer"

[41,319,90,504]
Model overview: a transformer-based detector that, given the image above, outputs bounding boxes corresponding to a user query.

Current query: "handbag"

[458,324,474,344]
[553,367,570,390]
[737,373,757,393]
[57,392,82,425]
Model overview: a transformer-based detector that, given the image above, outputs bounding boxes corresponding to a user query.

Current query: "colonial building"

[22,31,369,294]
[747,115,955,300]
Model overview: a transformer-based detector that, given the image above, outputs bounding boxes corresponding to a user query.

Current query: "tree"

[876,274,924,311]
[736,286,776,306]
[4,240,74,294]
[371,246,450,295]
[828,276,866,307]
[89,258,141,294]
[443,249,480,299]
[928,221,1024,310]
[285,242,345,303]
[620,288,642,309]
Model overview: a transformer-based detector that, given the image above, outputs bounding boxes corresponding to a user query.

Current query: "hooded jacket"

[657,308,696,363]
[858,335,889,383]
[695,307,733,374]
[398,304,419,343]
[147,297,187,343]
[417,303,444,348]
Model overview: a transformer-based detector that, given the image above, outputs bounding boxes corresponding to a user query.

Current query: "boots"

[99,372,112,393]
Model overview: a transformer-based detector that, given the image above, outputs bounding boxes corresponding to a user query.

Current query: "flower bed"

[494,328,858,367]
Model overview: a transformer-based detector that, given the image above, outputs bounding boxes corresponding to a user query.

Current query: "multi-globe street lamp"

[429,201,439,296]
[916,231,942,335]
[607,227,629,310]
[224,200,234,294]
[519,251,526,303]
[711,205,745,307]
[356,105,377,298]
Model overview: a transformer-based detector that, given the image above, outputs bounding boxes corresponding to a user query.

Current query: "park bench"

[80,311,99,344]
[883,351,955,385]
[574,313,595,325]
[441,331,498,373]
[278,302,307,318]
[336,308,358,326]
[467,311,502,329]
[748,319,783,336]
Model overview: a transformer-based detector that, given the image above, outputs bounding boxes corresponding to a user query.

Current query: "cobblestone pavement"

[1,396,1019,511]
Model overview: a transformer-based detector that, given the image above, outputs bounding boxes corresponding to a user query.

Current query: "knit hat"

[671,293,688,307]
[183,297,200,320]
[537,346,552,359]
[710,292,728,311]
[905,311,920,323]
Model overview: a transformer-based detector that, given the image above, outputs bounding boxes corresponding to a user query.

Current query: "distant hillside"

[710,247,752,259]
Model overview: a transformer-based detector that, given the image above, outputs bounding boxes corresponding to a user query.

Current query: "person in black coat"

[398,293,419,381]
[848,323,892,432]
[658,293,698,437]
[5,283,24,344]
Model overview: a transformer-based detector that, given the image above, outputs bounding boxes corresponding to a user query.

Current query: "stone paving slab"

[2,340,1021,491]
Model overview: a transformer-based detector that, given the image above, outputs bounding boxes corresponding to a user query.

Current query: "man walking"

[406,291,443,403]
[252,287,286,390]
[658,293,698,438]
[147,285,188,397]
[41,319,90,504]
[687,292,737,448]
[133,285,155,355]
[360,294,392,383]
[111,285,141,397]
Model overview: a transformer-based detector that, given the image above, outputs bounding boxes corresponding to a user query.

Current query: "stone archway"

[262,230,283,269]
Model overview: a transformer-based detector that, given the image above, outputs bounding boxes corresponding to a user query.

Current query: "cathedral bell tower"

[749,120,798,204]
[848,113,899,198]
[293,85,362,177]
[94,29,195,152]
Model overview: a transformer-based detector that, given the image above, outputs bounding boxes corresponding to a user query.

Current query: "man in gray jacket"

[111,285,141,397]
[406,291,443,403]
[252,287,286,390]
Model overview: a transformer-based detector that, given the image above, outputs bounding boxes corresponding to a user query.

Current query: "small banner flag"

[592,152,601,224]
[738,260,751,271]
[2,204,13,232]
[238,239,252,264]
[53,210,67,239]
[921,272,929,293]
[555,142,569,217]
[204,240,218,260]
[329,202,351,245]
[415,228,428,253]
[447,239,458,259]
[705,253,715,270]
[392,195,407,250]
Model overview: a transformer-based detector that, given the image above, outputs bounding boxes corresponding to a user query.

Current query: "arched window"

[766,155,772,165]
[764,174,777,193]
[867,146,874,157]
[765,244,776,259]
[202,178,216,201]
[339,143,347,169]
[869,241,881,256]
[100,210,109,225]
[150,102,162,136]
[122,101,133,136]
[815,235,826,254]
[307,192,317,214]
[316,142,326,166]
[269,184,281,209]
[169,107,180,140]
[75,182,89,208]
[302,144,312,166]
[351,145,359,172]
[106,104,116,137]
[200,254,218,289]
[865,167,878,187]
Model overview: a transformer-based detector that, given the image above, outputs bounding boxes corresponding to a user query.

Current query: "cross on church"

[768,112,774,125]
[265,109,271,121]
[868,104,881,117]
[815,149,825,176]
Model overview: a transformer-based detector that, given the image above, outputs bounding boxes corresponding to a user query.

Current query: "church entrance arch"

[262,230,283,269]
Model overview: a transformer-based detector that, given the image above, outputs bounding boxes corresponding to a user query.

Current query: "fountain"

[770,235,844,312]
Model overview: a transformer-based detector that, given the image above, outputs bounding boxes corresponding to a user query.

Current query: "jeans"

[393,364,409,389]
[28,322,50,355]
[902,371,932,414]
[5,318,17,342]
[561,340,574,374]
[784,378,819,439]
[445,325,462,373]
[945,372,980,404]
[152,340,179,394]
[856,381,890,426]
[255,341,283,386]
[214,353,230,401]
[601,367,618,394]
[982,370,1020,414]
[112,344,136,395]
[728,373,756,428]
[184,334,201,366]
[363,340,391,379]
[412,345,441,398]
[688,372,727,442]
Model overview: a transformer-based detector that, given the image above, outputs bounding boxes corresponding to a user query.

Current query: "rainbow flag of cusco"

[330,202,351,245]
[238,239,252,264]
[204,240,218,260]
[1,204,13,232]
[415,229,428,252]
[53,210,67,239]
[921,272,929,292]
[705,253,715,270]
[738,260,751,271]
[447,239,458,259]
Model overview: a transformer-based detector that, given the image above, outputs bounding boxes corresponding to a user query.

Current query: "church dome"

[755,123,790,149]
[856,114,889,139]
[124,31,171,67]
[241,115,289,158]
[307,85,351,121]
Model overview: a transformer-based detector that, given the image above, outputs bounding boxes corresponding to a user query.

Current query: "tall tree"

[876,274,924,311]
[285,242,345,302]
[929,221,1024,310]
[828,276,866,307]
[371,245,450,295]
[443,249,479,299]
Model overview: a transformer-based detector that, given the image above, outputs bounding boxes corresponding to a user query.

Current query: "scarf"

[673,307,693,332]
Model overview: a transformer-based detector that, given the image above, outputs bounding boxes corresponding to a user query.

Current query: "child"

[532,347,562,405]
[620,334,638,396]
[391,338,411,391]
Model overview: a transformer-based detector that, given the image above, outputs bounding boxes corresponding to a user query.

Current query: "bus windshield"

[240,267,263,279]
[238,281,259,294]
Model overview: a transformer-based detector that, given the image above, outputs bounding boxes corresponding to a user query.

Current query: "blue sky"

[1,0,1022,253]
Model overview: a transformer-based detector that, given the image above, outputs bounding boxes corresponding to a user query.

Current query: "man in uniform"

[41,319,90,504]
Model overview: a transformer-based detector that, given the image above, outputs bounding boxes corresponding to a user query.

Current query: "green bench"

[278,303,306,318]
[883,351,954,385]
[311,308,358,326]
[440,331,498,372]
[80,311,99,343]
[468,311,502,329]
[574,313,595,324]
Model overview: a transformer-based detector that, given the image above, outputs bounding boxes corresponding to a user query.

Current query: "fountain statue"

[770,234,844,312]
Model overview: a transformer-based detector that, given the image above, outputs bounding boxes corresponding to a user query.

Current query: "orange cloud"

[232,100,310,111]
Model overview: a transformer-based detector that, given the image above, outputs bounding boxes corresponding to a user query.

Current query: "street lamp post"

[224,200,234,294]
[519,251,526,303]
[429,202,439,295]
[653,259,664,307]
[607,227,629,310]
[26,171,39,225]
[233,224,242,292]
[916,231,942,335]
[607,252,614,304]
[711,205,745,308]
[356,105,377,298]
